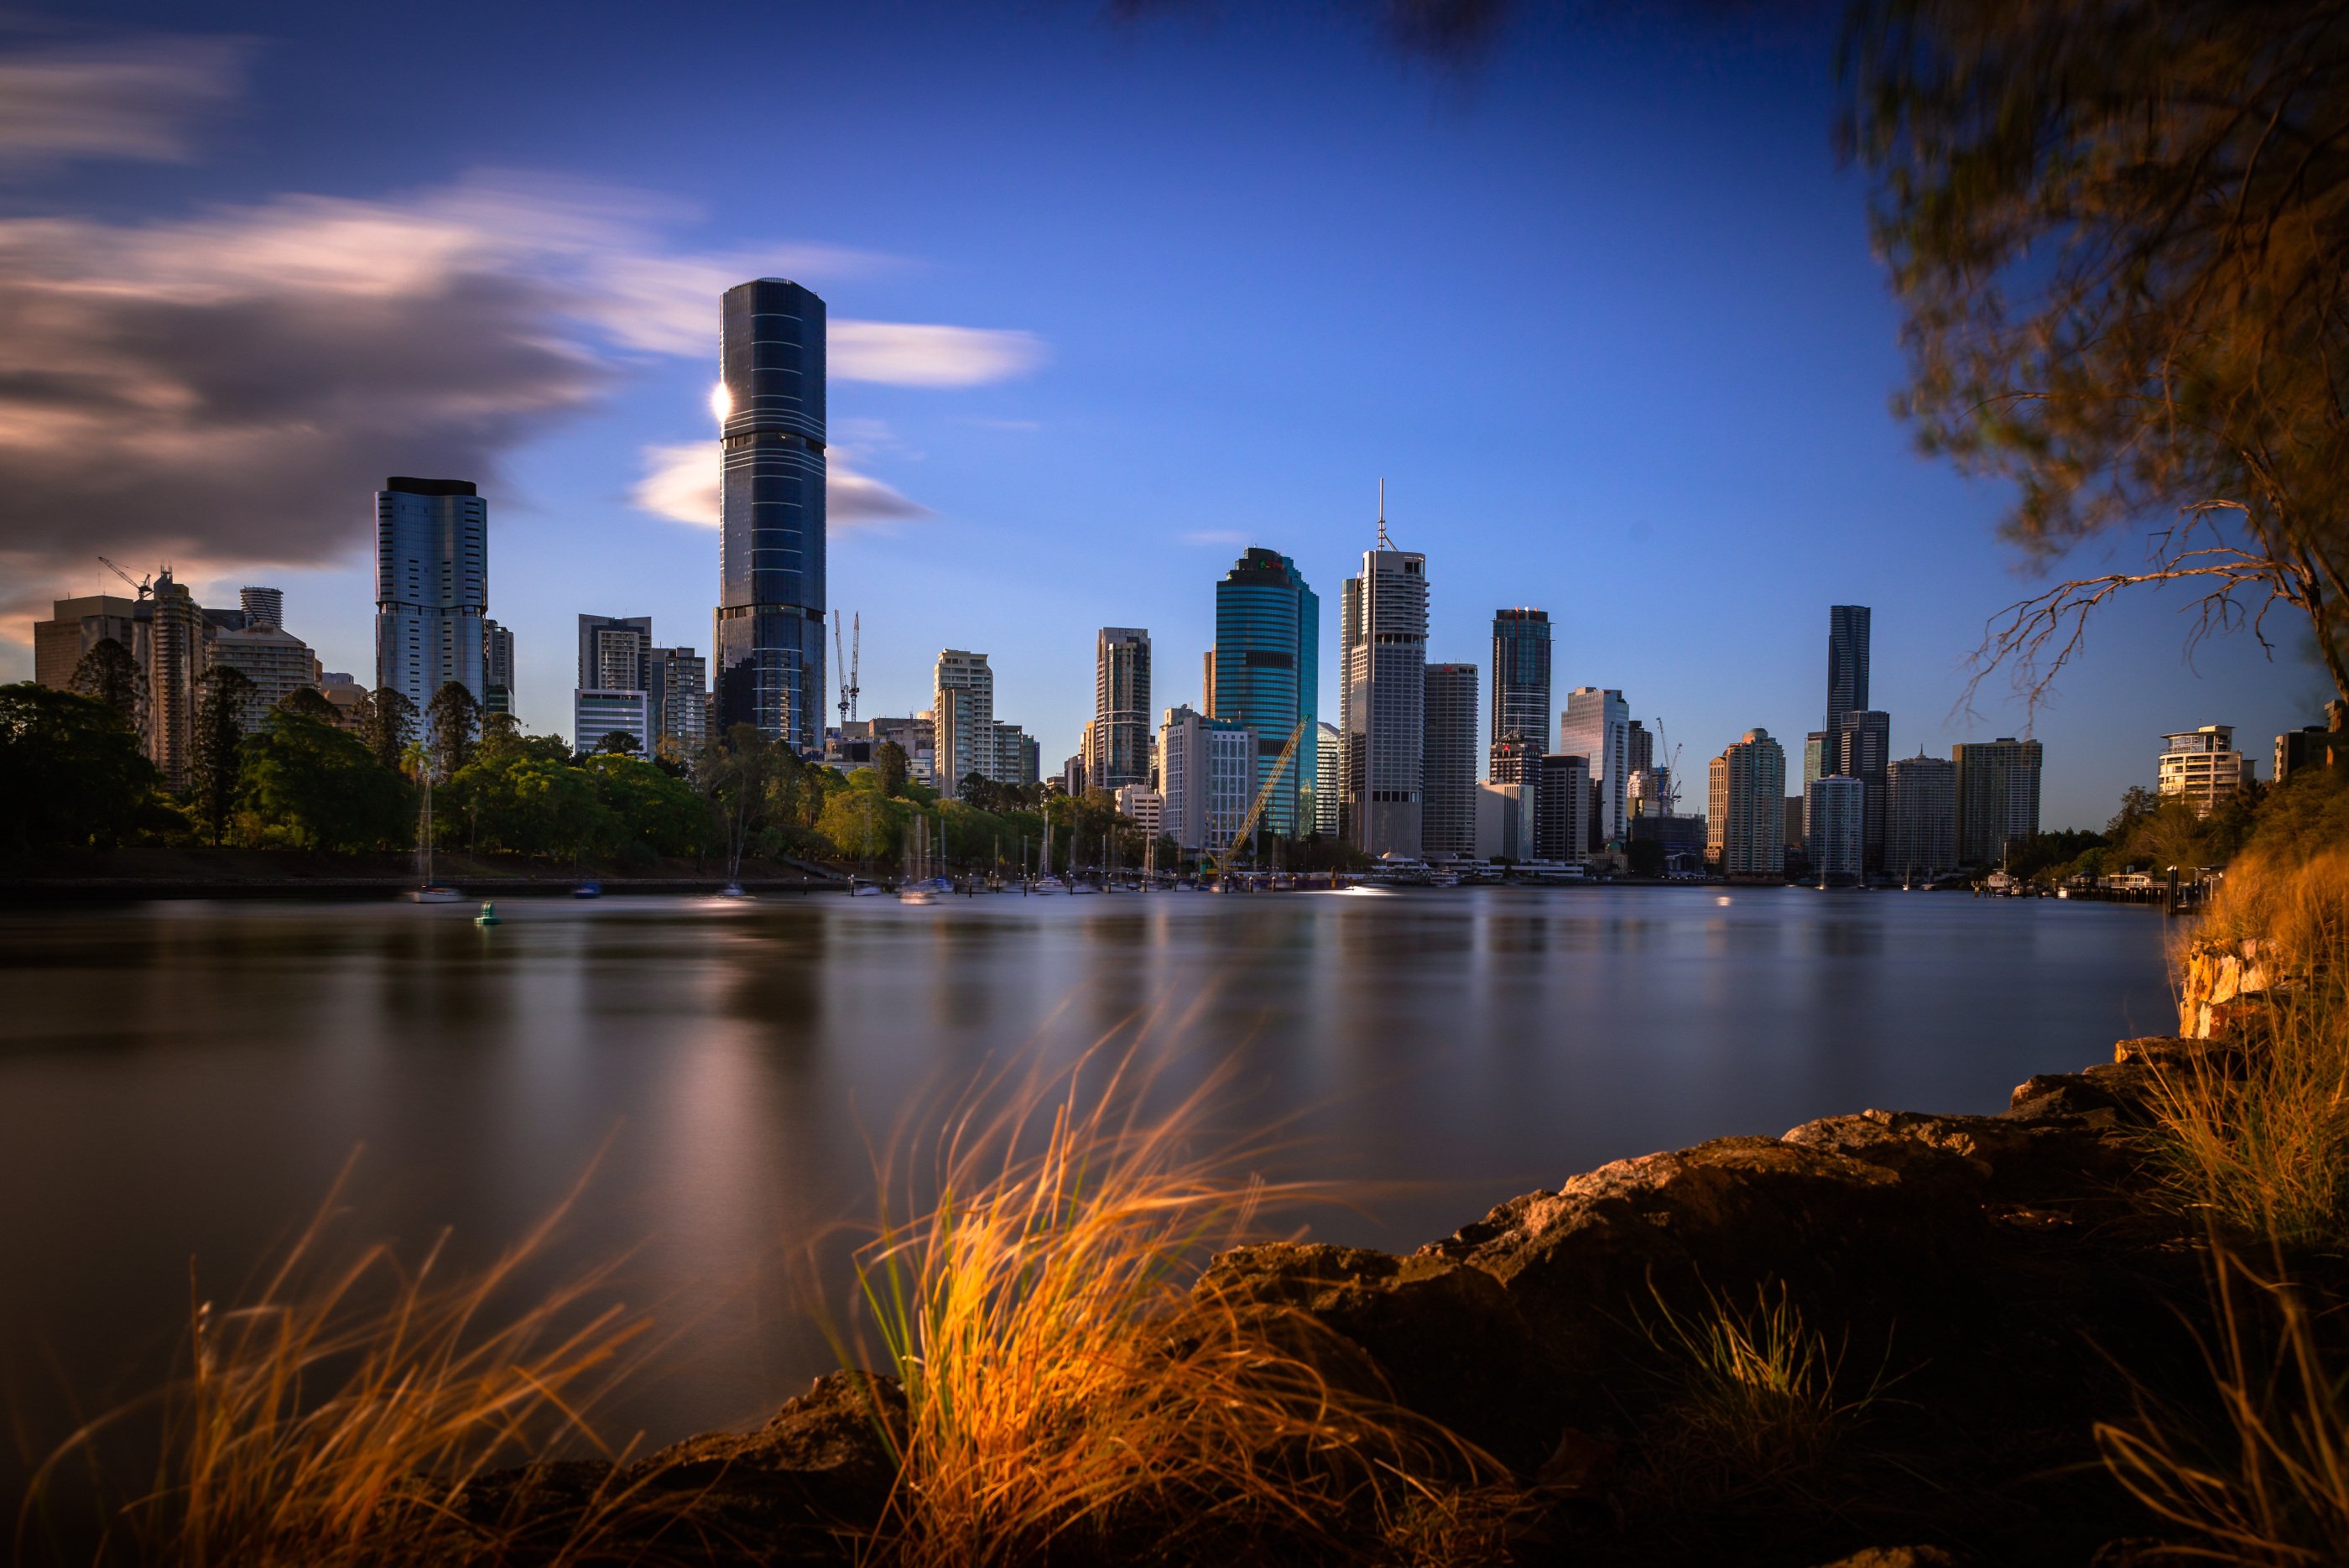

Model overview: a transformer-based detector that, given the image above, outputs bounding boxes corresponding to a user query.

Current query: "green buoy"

[476,902,502,926]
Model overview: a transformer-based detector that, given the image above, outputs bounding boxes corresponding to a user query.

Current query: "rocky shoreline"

[468,1036,2240,1565]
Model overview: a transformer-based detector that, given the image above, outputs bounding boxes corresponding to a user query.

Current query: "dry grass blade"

[835,1038,1516,1565]
[2097,1243,2349,1565]
[26,1158,658,1567]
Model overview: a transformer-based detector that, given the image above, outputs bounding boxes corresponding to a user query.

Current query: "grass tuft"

[836,1044,1514,1565]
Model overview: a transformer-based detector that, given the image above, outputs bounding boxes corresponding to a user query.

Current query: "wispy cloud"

[630,440,931,530]
[831,320,1045,387]
[1182,530,1250,547]
[0,33,248,170]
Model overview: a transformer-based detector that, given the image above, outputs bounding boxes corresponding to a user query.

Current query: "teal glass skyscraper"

[716,278,826,751]
[1210,548,1318,837]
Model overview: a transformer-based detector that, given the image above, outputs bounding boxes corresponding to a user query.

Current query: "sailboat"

[410,755,461,903]
[1034,807,1065,893]
[898,814,937,904]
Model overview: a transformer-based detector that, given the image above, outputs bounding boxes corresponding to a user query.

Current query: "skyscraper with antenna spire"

[1340,481,1427,857]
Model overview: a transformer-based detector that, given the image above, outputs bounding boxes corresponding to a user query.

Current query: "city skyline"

[0,5,2324,828]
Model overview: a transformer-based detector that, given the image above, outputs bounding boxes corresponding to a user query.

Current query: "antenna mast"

[1374,478,1394,550]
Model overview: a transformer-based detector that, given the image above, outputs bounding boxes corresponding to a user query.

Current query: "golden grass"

[1635,1278,1886,1501]
[26,1164,660,1567]
[836,1047,1515,1565]
[2151,847,2349,1248]
[2098,1244,2349,1565]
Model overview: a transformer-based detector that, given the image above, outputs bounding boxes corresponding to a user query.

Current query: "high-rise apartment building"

[1314,719,1341,836]
[482,620,515,716]
[1422,663,1479,858]
[1116,784,1164,839]
[986,719,1039,786]
[1535,753,1591,863]
[870,715,935,784]
[1212,550,1318,836]
[716,278,826,751]
[1560,687,1630,848]
[1159,705,1258,855]
[1091,628,1153,790]
[1953,737,2044,866]
[1341,544,1427,857]
[579,614,653,693]
[1627,719,1653,781]
[1805,774,1865,885]
[211,591,321,730]
[375,476,487,712]
[1885,753,1958,880]
[647,646,709,750]
[2277,718,2344,779]
[144,570,206,790]
[1836,708,1892,873]
[1490,608,1551,763]
[238,587,284,629]
[2157,725,2255,816]
[1707,727,1787,878]
[933,649,995,798]
[1827,605,1871,739]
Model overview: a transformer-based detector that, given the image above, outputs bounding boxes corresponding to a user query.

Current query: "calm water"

[0,887,2171,1481]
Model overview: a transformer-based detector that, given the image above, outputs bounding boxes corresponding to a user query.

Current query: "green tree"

[2107,785,2162,842]
[584,753,704,860]
[68,638,144,732]
[0,682,165,852]
[190,666,257,846]
[240,709,413,852]
[360,687,417,771]
[1845,0,2349,711]
[875,738,909,797]
[426,681,482,779]
[275,685,340,722]
[596,729,642,756]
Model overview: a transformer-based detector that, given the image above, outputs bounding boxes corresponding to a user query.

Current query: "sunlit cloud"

[0,33,248,170]
[831,320,1046,387]
[630,440,931,530]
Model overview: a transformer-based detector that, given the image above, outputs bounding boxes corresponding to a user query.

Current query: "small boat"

[411,885,463,904]
[475,902,503,925]
[1034,875,1067,894]
[898,884,936,905]
[1067,880,1102,896]
[899,816,938,904]
[573,880,602,899]
[848,878,884,897]
[719,882,749,899]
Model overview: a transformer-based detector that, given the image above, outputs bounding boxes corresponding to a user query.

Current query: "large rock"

[1785,1107,2136,1206]
[628,1369,905,1547]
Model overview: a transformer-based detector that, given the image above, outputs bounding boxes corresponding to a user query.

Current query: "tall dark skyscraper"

[1490,607,1551,774]
[716,279,826,751]
[1826,604,1871,738]
[1421,663,1479,858]
[1212,548,1319,836]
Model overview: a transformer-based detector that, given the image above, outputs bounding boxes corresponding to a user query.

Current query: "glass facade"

[1211,549,1318,837]
[716,279,826,751]
[1826,604,1870,737]
[1490,608,1551,764]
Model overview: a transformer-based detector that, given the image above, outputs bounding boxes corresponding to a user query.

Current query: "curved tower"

[716,278,826,750]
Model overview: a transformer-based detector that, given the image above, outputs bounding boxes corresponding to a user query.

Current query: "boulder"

[1785,1108,2136,1206]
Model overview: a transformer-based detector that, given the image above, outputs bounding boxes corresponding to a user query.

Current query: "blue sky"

[1,1,2326,828]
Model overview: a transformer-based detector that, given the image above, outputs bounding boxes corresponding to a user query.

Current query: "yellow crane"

[1213,717,1309,884]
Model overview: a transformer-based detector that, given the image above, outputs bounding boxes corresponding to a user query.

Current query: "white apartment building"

[2158,724,2255,816]
[1160,705,1258,855]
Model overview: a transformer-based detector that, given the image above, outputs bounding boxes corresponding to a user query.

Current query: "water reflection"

[0,888,2169,1496]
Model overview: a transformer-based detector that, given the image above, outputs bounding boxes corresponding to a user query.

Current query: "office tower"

[1091,628,1153,791]
[648,645,709,749]
[237,587,284,629]
[1490,608,1551,761]
[482,620,515,716]
[1706,727,1787,878]
[1785,795,1808,857]
[1341,541,1427,857]
[1314,720,1341,836]
[2157,725,2255,816]
[1627,719,1653,780]
[1886,753,1958,880]
[1805,775,1865,885]
[1474,783,1524,861]
[1018,733,1041,786]
[716,278,826,751]
[1536,753,1591,862]
[1201,649,1215,716]
[1213,549,1319,837]
[1487,732,1539,787]
[1953,737,2044,866]
[1116,784,1164,838]
[574,690,648,754]
[34,595,141,690]
[1827,605,1871,738]
[1836,708,1892,873]
[211,591,322,731]
[1560,687,1630,847]
[933,650,995,798]
[1159,705,1259,854]
[1422,663,1479,858]
[376,477,487,711]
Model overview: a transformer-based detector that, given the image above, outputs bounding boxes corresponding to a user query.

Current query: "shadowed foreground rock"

[471,1037,2219,1565]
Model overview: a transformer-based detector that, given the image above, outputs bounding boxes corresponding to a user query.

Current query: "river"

[0,886,2172,1487]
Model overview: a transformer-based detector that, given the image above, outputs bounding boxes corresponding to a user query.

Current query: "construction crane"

[846,612,861,723]
[833,612,849,730]
[1653,717,1684,815]
[830,610,862,729]
[1213,717,1309,883]
[96,555,152,600]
